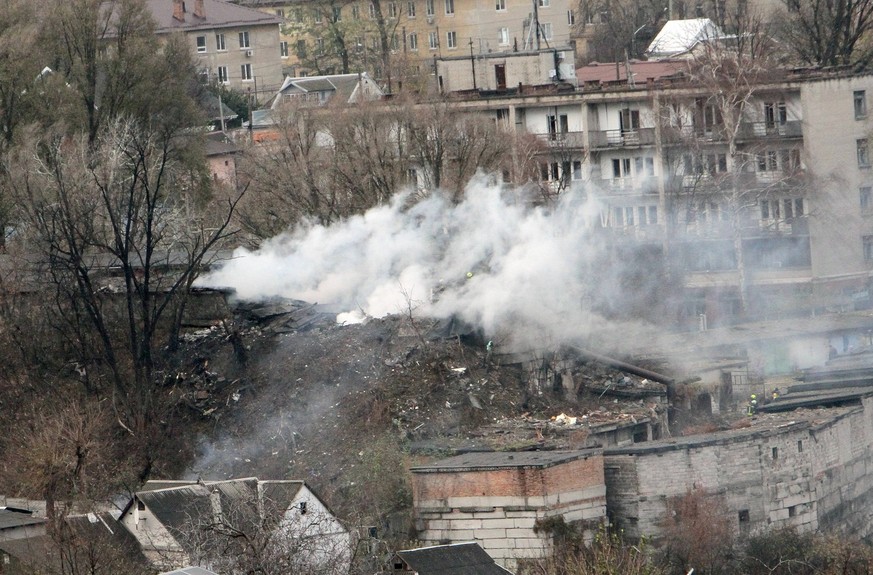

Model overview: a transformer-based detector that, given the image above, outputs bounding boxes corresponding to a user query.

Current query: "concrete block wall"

[605,401,873,541]
[413,454,606,569]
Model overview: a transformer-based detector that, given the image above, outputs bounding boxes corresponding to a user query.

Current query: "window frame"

[217,65,228,84]
[407,0,416,17]
[196,35,207,53]
[445,0,454,14]
[215,33,226,51]
[498,27,509,45]
[446,30,457,49]
[408,32,418,50]
[238,31,250,49]
[856,90,867,119]
[240,63,253,81]
[280,40,289,58]
[859,138,871,168]
[428,30,439,49]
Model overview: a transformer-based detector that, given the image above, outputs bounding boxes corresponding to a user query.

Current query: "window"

[864,236,873,261]
[217,65,228,83]
[860,139,870,168]
[498,27,509,45]
[429,31,439,49]
[620,108,640,132]
[315,9,323,22]
[408,32,418,50]
[612,157,631,178]
[538,0,550,6]
[239,31,250,48]
[862,186,872,210]
[542,22,553,39]
[388,2,397,17]
[426,0,435,16]
[369,2,376,17]
[757,150,778,172]
[856,90,867,119]
[280,41,288,57]
[772,447,778,460]
[216,33,226,51]
[764,101,787,128]
[446,30,457,48]
[547,114,568,139]
[241,63,253,81]
[496,0,506,9]
[445,0,454,14]
[797,440,803,453]
[408,1,416,16]
[391,33,399,50]
[573,160,582,179]
[294,8,304,21]
[296,40,307,57]
[352,4,360,18]
[316,37,325,51]
[275,8,285,17]
[635,156,655,176]
[333,6,342,20]
[567,9,575,24]
[738,509,750,523]
[196,35,207,53]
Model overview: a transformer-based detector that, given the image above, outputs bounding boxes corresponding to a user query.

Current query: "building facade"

[234,0,575,85]
[147,0,285,97]
[425,64,873,327]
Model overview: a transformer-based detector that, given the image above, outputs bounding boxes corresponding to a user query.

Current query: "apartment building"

[234,0,575,83]
[432,63,873,327]
[147,0,285,95]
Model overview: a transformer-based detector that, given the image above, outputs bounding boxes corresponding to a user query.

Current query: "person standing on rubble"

[747,394,758,416]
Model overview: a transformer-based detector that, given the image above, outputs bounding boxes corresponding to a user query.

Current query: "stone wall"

[604,397,873,541]
[412,451,605,569]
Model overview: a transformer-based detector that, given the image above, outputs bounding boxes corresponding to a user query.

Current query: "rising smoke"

[201,176,654,352]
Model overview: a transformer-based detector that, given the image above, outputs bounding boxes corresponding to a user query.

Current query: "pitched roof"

[132,478,306,548]
[144,0,281,33]
[160,567,222,575]
[646,18,722,57]
[272,72,384,107]
[0,508,45,530]
[395,542,514,575]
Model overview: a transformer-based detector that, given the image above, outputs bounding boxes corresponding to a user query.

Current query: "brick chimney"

[172,0,185,21]
[193,0,205,18]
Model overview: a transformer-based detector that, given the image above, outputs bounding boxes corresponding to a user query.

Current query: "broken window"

[856,90,867,119]
[764,101,787,128]
[620,108,640,132]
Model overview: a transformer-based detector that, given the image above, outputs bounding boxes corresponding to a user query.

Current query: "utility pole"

[532,0,540,49]
[469,38,477,90]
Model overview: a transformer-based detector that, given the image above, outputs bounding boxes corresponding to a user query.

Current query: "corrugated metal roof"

[646,18,722,56]
[409,449,601,472]
[396,542,514,575]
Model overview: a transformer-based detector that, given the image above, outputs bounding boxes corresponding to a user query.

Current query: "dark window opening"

[738,509,750,522]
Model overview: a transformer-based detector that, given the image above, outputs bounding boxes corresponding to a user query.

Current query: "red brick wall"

[413,456,604,501]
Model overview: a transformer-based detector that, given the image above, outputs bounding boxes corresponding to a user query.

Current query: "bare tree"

[662,14,807,319]
[4,118,242,464]
[775,0,873,68]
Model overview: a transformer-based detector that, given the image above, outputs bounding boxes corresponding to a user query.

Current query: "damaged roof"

[395,542,515,575]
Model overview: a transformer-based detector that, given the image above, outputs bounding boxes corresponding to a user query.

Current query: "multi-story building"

[233,0,575,85]
[147,0,285,96]
[415,60,873,327]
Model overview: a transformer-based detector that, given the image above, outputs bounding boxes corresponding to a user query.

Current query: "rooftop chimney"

[172,0,185,21]
[194,0,205,18]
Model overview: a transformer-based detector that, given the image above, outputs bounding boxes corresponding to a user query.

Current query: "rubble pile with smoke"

[202,177,657,354]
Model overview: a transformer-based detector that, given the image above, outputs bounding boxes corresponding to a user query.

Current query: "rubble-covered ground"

[165,300,725,528]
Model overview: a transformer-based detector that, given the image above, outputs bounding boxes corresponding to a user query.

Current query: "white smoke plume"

[202,176,643,352]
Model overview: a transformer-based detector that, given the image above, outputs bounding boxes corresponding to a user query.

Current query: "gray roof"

[0,508,45,530]
[160,567,222,575]
[145,0,281,33]
[272,72,384,108]
[133,478,306,553]
[396,542,514,575]
[409,450,601,473]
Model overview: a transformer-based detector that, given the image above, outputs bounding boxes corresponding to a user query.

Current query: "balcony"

[600,176,659,195]
[536,131,586,149]
[737,120,803,141]
[598,224,664,243]
[589,128,656,149]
